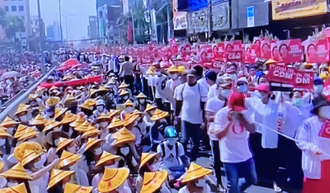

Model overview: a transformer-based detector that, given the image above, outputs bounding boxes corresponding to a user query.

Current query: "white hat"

[237,77,248,84]
[96,99,105,106]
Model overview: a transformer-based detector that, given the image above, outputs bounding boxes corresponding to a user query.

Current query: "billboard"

[272,0,327,20]
[212,1,230,31]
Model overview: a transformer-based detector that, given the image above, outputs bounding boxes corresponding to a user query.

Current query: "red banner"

[271,40,280,61]
[244,44,259,63]
[305,38,329,63]
[323,80,330,101]
[39,75,103,88]
[276,39,303,63]
[294,70,314,89]
[213,43,226,61]
[260,39,271,60]
[226,41,243,63]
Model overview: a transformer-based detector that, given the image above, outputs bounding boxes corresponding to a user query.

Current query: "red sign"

[268,65,314,89]
[244,44,259,63]
[226,41,243,63]
[260,40,271,60]
[320,120,330,138]
[271,40,280,61]
[213,43,226,61]
[323,80,330,101]
[276,39,303,63]
[305,38,329,63]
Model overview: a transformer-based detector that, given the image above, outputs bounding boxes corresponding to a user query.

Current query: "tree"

[4,15,25,39]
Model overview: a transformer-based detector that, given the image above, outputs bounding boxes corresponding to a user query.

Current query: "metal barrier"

[0,66,56,122]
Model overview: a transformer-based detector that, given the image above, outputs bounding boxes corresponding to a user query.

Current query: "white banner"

[187,8,210,34]
[173,12,188,30]
[150,9,158,42]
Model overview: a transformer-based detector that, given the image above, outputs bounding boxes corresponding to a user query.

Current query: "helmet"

[164,126,178,138]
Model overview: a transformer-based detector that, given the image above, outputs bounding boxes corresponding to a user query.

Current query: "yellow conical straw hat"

[96,151,122,167]
[98,168,129,193]
[181,162,213,183]
[0,163,32,180]
[56,138,74,153]
[1,116,18,127]
[47,169,75,190]
[64,183,92,193]
[0,183,27,193]
[58,151,82,168]
[140,170,168,193]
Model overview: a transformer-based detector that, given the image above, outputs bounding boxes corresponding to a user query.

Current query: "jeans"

[168,165,185,179]
[223,158,258,193]
[212,140,223,186]
[181,120,200,161]
[124,75,134,93]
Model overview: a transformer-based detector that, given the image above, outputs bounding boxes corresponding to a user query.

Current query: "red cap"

[255,83,270,94]
[228,92,246,112]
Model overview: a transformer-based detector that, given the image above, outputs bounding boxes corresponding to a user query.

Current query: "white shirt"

[157,141,185,169]
[165,78,182,109]
[207,83,218,99]
[152,75,167,99]
[178,184,211,193]
[26,170,49,193]
[205,97,226,141]
[198,77,210,89]
[214,107,253,163]
[176,83,208,124]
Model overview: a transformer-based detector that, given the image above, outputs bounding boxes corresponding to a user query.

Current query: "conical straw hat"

[70,114,86,128]
[0,183,27,193]
[18,128,39,142]
[43,121,61,133]
[181,162,213,183]
[58,151,82,168]
[45,97,60,107]
[145,104,157,112]
[150,109,168,121]
[111,127,135,147]
[56,138,75,153]
[21,149,43,166]
[106,117,123,130]
[0,163,32,180]
[96,151,122,167]
[61,111,77,124]
[14,124,27,139]
[29,114,46,126]
[96,113,110,122]
[98,168,129,193]
[14,142,44,162]
[84,138,105,152]
[118,82,129,89]
[15,104,29,115]
[136,92,147,99]
[118,89,129,96]
[1,116,18,127]
[74,121,91,132]
[47,169,75,190]
[0,126,12,138]
[140,170,168,193]
[64,183,92,193]
[54,108,67,119]
[81,126,100,138]
[124,99,134,107]
[140,153,160,169]
[123,113,139,127]
[108,110,120,119]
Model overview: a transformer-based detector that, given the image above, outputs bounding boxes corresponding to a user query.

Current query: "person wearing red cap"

[214,92,257,193]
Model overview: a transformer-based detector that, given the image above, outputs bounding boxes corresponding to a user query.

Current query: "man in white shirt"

[214,92,257,193]
[152,64,168,110]
[175,69,208,161]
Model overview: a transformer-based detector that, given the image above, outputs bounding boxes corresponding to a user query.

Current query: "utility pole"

[58,0,63,44]
[37,0,46,74]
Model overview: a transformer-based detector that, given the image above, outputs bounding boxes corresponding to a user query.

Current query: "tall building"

[88,16,98,39]
[46,21,61,41]
[30,16,45,38]
[3,0,31,36]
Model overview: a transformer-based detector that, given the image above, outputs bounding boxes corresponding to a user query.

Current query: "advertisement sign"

[244,43,259,63]
[272,39,303,63]
[213,43,226,61]
[271,0,327,20]
[226,41,243,63]
[267,65,314,89]
[305,38,329,63]
[212,2,230,31]
[174,12,188,30]
[247,6,255,27]
[187,8,210,34]
[260,39,271,60]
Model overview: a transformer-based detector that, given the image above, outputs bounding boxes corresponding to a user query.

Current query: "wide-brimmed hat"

[29,115,46,126]
[145,104,157,112]
[64,183,92,193]
[265,59,277,65]
[118,82,129,89]
[124,99,134,107]
[98,168,129,193]
[74,121,91,132]
[0,183,28,193]
[119,89,129,96]
[150,109,168,121]
[56,138,74,153]
[46,97,60,107]
[70,114,86,128]
[84,138,105,152]
[79,99,96,111]
[1,116,18,127]
[311,95,330,114]
[98,86,109,93]
[46,131,69,146]
[133,109,143,116]
[140,170,168,193]
[63,94,75,106]
[21,149,43,166]
[14,142,44,162]
[0,127,12,138]
[47,169,75,190]
[15,104,29,115]
[136,92,147,99]
[96,113,110,122]
[108,110,120,119]
[58,150,82,168]
[167,65,179,73]
[61,111,77,124]
[0,163,32,180]
[111,127,135,147]
[181,163,213,183]
[14,124,28,139]
[228,92,246,112]
[123,113,139,127]
[43,121,61,133]
[107,117,124,130]
[81,126,100,138]
[96,151,122,167]
[140,152,161,169]
[18,128,39,142]
[54,108,67,119]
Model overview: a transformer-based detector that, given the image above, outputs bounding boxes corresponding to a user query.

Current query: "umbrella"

[1,71,19,79]
[60,59,79,67]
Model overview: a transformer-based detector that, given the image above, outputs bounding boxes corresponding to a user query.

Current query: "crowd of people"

[0,48,329,193]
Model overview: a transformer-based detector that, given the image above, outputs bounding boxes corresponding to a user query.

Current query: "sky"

[29,0,97,40]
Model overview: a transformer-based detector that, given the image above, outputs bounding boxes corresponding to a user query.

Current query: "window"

[4,6,9,12]
[11,6,16,12]
[19,6,24,11]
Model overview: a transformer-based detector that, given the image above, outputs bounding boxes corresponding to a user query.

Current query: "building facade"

[46,21,61,42]
[88,16,98,39]
[3,0,31,36]
[30,16,45,38]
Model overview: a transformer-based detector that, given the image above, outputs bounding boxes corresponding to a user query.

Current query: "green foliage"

[0,8,25,39]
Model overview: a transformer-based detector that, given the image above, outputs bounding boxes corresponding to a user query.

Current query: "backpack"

[160,142,179,162]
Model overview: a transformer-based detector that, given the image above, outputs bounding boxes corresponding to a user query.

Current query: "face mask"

[54,139,59,146]
[100,121,108,128]
[34,158,44,169]
[120,147,130,156]
[195,178,206,188]
[150,110,156,115]
[97,106,104,112]
[93,147,103,156]
[151,162,161,171]
[292,98,302,107]
[220,89,230,98]
[319,106,330,119]
[126,107,134,112]
[167,138,177,146]
[314,85,324,94]
[0,139,5,146]
[7,181,18,187]
[171,74,178,80]
[237,84,248,93]
[67,145,76,153]
[54,126,62,131]
[231,74,237,81]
